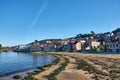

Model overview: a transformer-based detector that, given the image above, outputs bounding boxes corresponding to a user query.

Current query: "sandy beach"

[33,52,120,80]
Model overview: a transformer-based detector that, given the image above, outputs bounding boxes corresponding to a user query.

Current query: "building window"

[113,44,115,47]
[117,49,119,52]
[116,44,119,48]
[106,44,109,47]
[110,44,112,48]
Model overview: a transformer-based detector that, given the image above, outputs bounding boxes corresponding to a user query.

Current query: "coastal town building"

[106,42,120,52]
[75,42,81,51]
[103,33,111,40]
[61,39,69,45]
[30,46,43,52]
[14,45,30,51]
[116,32,120,39]
[13,30,120,53]
[33,40,40,46]
[73,40,86,51]
[90,41,100,48]
[69,38,76,43]
[62,43,72,52]
[43,45,56,52]
[83,41,100,51]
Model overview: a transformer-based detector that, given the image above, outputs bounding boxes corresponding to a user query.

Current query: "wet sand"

[0,70,35,80]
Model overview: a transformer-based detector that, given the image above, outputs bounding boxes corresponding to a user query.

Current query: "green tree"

[97,45,105,51]
[0,44,2,50]
[91,46,97,51]
[76,33,83,38]
[34,40,39,42]
[91,31,95,36]
[112,28,120,34]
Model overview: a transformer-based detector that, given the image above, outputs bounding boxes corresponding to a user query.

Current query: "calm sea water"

[0,52,56,76]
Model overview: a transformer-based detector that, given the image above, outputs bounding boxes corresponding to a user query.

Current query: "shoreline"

[0,69,35,80]
[1,52,120,80]
[0,52,57,80]
[32,52,120,80]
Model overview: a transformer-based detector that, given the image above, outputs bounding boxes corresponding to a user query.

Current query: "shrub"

[13,75,21,79]
[76,58,108,76]
[45,58,69,80]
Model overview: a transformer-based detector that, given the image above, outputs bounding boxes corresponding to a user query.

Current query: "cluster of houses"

[105,32,120,52]
[14,32,120,53]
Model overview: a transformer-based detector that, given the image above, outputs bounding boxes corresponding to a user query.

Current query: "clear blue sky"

[0,0,120,46]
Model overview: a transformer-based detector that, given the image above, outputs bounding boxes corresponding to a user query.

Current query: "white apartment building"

[85,41,100,50]
[106,42,120,52]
